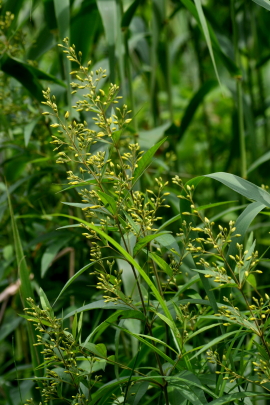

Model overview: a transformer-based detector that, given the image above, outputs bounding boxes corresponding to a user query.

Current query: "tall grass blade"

[7,188,43,376]
[252,0,270,10]
[193,0,221,86]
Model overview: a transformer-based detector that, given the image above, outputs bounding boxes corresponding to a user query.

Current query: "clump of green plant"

[24,40,270,404]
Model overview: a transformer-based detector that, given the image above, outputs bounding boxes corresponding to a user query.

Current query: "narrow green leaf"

[24,118,40,147]
[196,200,237,211]
[247,150,270,174]
[226,202,265,267]
[121,0,141,28]
[52,214,172,321]
[41,235,72,278]
[189,331,237,360]
[252,0,270,11]
[147,251,173,277]
[157,214,181,232]
[132,137,167,185]
[96,190,117,214]
[205,172,270,207]
[7,190,43,375]
[180,0,240,77]
[178,81,217,137]
[64,300,134,319]
[208,391,270,405]
[53,257,118,306]
[72,312,78,339]
[193,0,221,86]
[39,287,54,318]
[1,55,65,101]
[133,232,168,256]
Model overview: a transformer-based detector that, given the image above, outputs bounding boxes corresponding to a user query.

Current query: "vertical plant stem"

[231,0,247,179]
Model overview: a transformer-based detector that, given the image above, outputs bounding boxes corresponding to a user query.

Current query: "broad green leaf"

[252,0,270,11]
[179,80,217,137]
[205,172,270,207]
[133,232,168,256]
[132,137,167,185]
[193,0,221,86]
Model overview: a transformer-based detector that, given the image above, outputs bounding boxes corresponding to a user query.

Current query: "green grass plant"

[1,1,270,404]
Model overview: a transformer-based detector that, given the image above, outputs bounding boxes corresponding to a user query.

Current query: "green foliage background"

[1,0,270,403]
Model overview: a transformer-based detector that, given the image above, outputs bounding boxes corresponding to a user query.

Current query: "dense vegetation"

[2,0,270,404]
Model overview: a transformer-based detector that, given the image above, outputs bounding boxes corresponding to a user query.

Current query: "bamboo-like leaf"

[189,330,238,360]
[147,251,173,277]
[133,232,168,256]
[132,137,167,185]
